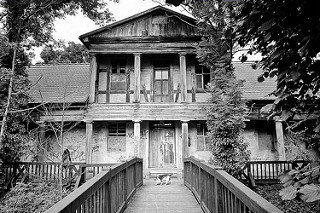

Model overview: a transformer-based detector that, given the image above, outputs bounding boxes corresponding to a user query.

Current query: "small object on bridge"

[154,174,173,185]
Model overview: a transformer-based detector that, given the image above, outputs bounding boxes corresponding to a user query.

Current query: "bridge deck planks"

[124,179,203,213]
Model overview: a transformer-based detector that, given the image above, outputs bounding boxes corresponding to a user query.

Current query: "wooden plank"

[124,179,202,213]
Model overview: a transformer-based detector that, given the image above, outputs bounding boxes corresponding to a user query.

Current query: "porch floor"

[124,179,203,213]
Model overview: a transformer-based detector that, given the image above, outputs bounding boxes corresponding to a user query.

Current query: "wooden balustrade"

[1,162,117,191]
[244,160,308,183]
[184,158,283,213]
[45,157,143,213]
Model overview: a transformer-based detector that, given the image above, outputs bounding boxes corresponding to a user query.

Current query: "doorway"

[149,122,176,168]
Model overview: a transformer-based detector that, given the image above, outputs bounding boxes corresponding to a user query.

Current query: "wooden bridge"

[1,158,286,213]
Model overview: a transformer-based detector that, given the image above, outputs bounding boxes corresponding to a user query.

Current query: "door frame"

[148,121,177,168]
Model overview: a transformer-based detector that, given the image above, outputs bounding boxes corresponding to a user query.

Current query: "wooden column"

[133,120,141,157]
[37,121,46,162]
[89,55,98,103]
[179,53,187,103]
[181,120,189,160]
[85,121,93,164]
[275,117,286,161]
[134,53,141,103]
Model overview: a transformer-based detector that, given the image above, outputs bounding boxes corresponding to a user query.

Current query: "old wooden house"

[28,6,318,175]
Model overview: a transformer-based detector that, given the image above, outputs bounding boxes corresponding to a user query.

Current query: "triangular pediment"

[80,6,200,44]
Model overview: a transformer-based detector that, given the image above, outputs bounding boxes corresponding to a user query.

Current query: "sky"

[53,0,189,43]
[32,0,189,63]
[32,0,259,63]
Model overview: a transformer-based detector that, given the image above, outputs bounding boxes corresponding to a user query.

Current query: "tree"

[236,0,320,202]
[40,41,90,64]
[236,0,320,133]
[0,0,115,152]
[166,0,250,176]
[0,34,31,162]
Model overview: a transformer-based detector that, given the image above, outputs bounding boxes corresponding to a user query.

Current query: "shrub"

[0,180,69,213]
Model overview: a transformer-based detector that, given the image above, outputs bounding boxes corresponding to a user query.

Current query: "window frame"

[196,123,210,151]
[195,63,210,90]
[108,122,126,136]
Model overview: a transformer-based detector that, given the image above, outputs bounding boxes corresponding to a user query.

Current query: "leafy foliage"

[40,41,90,64]
[255,184,320,213]
[279,163,320,202]
[0,0,114,44]
[236,0,320,133]
[177,0,251,177]
[205,65,250,177]
[0,181,70,213]
[0,36,31,162]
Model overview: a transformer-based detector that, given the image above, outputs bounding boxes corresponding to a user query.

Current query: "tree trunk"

[0,42,18,148]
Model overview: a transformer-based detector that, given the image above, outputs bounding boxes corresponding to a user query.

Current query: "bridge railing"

[184,158,283,213]
[45,157,143,213]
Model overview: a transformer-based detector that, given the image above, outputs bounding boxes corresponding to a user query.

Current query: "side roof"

[27,62,276,104]
[234,62,276,100]
[28,64,90,103]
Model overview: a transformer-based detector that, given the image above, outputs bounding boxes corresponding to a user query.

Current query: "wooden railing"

[1,161,116,191]
[244,160,308,183]
[184,158,283,213]
[45,157,143,213]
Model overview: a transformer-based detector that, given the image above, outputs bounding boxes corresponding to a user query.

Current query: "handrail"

[184,157,283,213]
[45,157,143,213]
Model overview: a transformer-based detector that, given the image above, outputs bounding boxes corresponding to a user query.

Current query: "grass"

[254,184,320,213]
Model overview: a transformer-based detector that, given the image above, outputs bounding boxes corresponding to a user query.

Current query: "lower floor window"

[108,122,126,152]
[196,123,210,151]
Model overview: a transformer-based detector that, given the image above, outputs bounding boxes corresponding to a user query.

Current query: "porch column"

[181,120,189,160]
[275,117,286,161]
[134,53,141,103]
[179,53,187,103]
[37,121,46,162]
[85,121,93,164]
[133,120,141,157]
[89,55,98,103]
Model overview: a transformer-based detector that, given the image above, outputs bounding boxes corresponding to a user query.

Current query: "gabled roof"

[79,6,196,41]
[234,62,276,100]
[28,64,90,103]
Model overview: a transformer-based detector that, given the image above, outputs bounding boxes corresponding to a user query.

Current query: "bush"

[0,180,69,213]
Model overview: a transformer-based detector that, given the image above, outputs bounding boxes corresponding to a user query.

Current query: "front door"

[149,123,175,168]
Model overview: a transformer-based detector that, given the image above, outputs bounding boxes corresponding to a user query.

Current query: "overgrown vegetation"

[167,0,250,177]
[279,163,320,202]
[0,180,71,213]
[205,65,250,177]
[255,184,320,213]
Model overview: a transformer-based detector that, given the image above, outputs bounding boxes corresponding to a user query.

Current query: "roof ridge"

[31,63,90,67]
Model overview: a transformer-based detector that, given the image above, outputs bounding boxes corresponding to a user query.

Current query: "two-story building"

[28,6,317,175]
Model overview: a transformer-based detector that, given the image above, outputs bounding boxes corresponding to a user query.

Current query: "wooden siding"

[86,103,209,121]
[89,42,199,54]
[90,14,199,40]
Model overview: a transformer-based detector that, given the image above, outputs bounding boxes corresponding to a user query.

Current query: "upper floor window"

[111,58,126,74]
[195,64,210,89]
[110,58,126,91]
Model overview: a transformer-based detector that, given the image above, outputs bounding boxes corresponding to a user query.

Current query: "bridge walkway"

[124,179,203,213]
